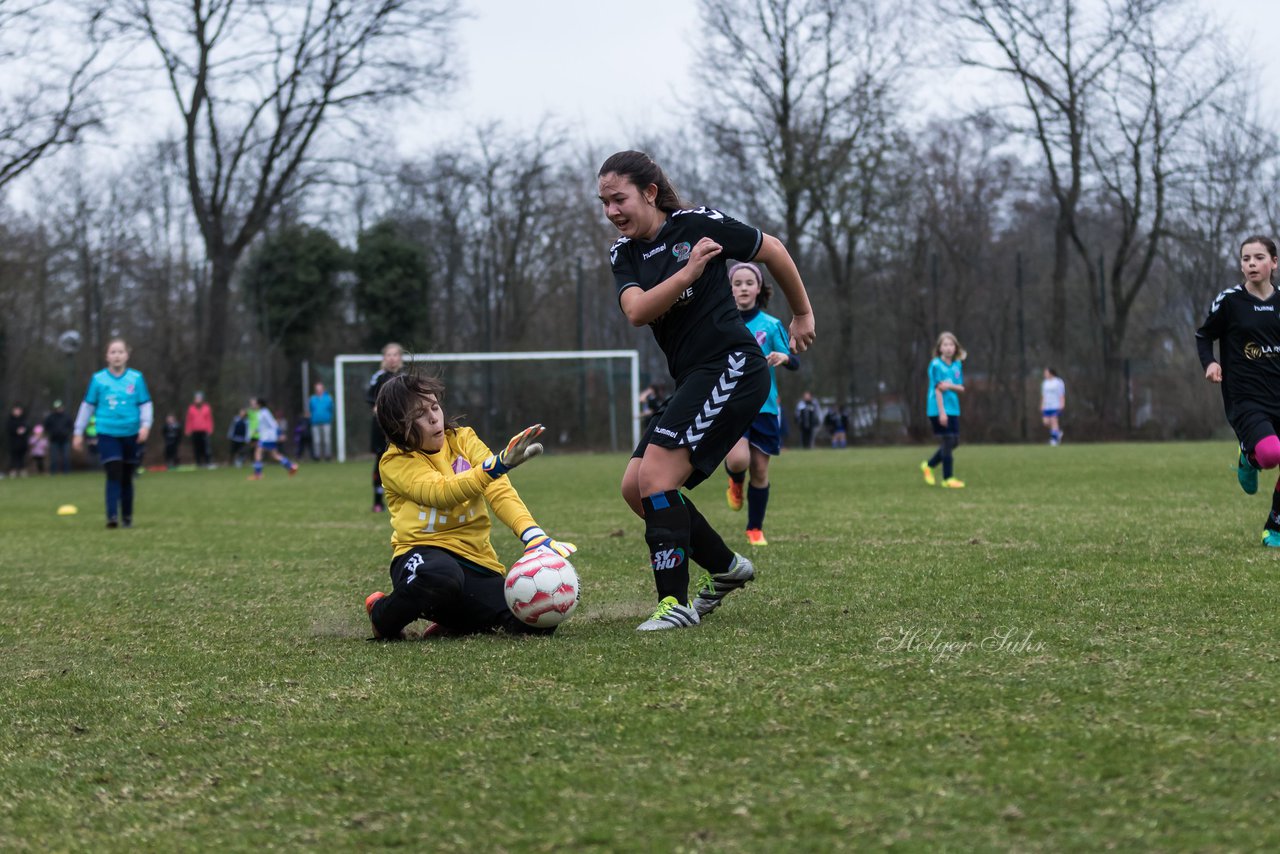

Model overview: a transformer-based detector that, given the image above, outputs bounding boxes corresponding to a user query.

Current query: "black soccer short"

[632,349,770,489]
[389,547,553,636]
[1228,402,1280,452]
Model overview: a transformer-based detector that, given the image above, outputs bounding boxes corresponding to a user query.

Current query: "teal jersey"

[744,308,791,416]
[84,368,151,437]
[926,357,963,417]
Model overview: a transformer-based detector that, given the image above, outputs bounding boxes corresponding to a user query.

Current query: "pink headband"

[728,262,763,285]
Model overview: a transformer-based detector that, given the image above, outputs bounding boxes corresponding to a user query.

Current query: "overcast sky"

[399,0,1280,155]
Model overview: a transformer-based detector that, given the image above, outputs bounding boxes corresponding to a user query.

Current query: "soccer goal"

[333,350,642,463]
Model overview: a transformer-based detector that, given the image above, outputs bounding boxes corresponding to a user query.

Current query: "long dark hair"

[598,150,687,213]
[1240,235,1278,258]
[375,373,460,453]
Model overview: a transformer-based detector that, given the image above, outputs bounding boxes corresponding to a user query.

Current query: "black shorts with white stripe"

[632,349,770,489]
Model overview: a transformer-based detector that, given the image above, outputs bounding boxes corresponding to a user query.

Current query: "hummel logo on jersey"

[684,352,746,446]
[1255,305,1275,312]
[672,206,726,221]
[642,243,668,261]
[655,427,679,439]
[652,547,685,571]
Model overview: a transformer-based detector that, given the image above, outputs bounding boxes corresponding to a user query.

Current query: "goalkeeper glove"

[482,424,545,478]
[521,526,577,558]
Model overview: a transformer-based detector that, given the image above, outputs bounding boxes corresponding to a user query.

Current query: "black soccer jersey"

[1195,284,1280,409]
[609,207,764,382]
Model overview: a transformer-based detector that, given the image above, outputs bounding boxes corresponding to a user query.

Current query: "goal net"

[333,350,641,462]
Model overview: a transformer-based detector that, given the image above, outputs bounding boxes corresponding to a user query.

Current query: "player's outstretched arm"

[483,424,545,477]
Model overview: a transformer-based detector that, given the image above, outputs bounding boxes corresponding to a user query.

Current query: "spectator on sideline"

[163,414,183,468]
[309,381,334,461]
[7,404,28,477]
[43,400,73,475]
[795,391,821,449]
[227,408,249,467]
[366,342,405,512]
[185,390,215,468]
[824,406,849,449]
[28,424,48,474]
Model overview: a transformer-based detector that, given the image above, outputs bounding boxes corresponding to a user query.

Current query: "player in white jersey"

[246,397,298,480]
[1040,368,1066,445]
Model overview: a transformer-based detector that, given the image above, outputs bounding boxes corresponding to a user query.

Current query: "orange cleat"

[727,478,744,511]
[745,528,768,546]
[365,591,392,639]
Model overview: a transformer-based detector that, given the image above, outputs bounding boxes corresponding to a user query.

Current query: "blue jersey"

[926,357,963,417]
[309,392,334,425]
[84,368,151,437]
[743,308,792,416]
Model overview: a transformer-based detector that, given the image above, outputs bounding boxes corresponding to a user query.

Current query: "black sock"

[725,462,745,485]
[642,490,691,604]
[686,495,735,573]
[1268,485,1280,532]
[747,483,769,530]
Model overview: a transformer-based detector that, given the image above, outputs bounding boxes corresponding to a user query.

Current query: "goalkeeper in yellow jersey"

[364,373,577,639]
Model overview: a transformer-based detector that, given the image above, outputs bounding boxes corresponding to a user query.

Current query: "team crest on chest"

[672,242,692,263]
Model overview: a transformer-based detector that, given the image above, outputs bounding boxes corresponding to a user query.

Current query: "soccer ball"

[504,550,580,628]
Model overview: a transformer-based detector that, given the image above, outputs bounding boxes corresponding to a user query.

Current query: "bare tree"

[697,0,912,405]
[697,0,907,250]
[945,0,1138,360]
[0,1,105,190]
[1085,11,1236,416]
[116,0,461,395]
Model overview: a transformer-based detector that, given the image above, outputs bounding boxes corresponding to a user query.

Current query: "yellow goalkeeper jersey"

[379,427,536,573]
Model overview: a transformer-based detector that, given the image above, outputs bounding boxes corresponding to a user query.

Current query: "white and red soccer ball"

[504,550,580,628]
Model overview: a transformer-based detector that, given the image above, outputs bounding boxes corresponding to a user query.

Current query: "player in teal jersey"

[723,262,799,546]
[72,338,154,528]
[920,331,967,489]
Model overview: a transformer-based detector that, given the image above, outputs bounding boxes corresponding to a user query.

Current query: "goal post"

[334,350,642,463]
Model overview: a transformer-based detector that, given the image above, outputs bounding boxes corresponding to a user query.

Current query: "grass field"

[1,442,1277,851]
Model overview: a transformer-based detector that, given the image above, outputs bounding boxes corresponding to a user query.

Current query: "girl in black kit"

[1196,235,1280,546]
[598,150,816,630]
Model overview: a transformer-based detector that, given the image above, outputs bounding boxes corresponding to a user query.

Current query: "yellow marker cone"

[57,504,78,516]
